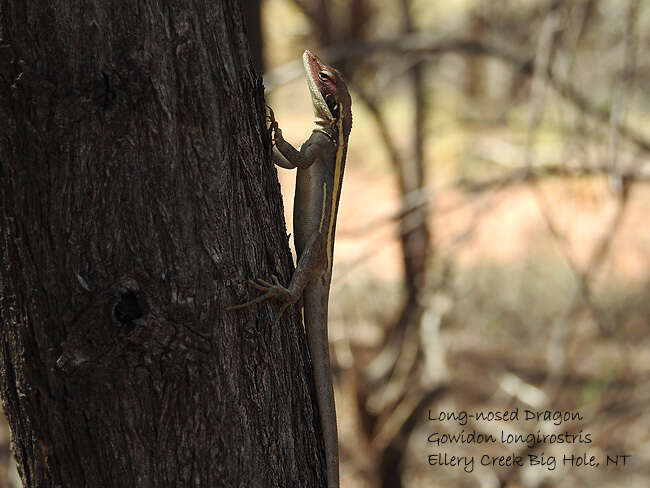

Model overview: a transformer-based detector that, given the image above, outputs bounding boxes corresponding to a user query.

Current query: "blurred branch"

[608,0,641,196]
[396,0,431,310]
[291,0,333,44]
[265,35,650,153]
[516,2,640,410]
[531,168,631,400]
[525,7,561,167]
[351,85,403,171]
[338,163,649,239]
[523,7,574,402]
[558,0,595,88]
[345,4,433,485]
[372,384,448,455]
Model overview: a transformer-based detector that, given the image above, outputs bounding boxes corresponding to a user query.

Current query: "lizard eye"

[318,70,337,84]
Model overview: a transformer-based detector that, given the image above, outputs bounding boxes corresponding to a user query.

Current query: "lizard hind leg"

[225,275,298,320]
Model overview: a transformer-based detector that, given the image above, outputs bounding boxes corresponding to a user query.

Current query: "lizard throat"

[312,126,337,146]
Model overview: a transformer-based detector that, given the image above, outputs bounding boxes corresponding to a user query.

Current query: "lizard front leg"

[267,107,319,170]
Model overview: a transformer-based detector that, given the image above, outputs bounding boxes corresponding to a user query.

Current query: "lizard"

[227,49,351,488]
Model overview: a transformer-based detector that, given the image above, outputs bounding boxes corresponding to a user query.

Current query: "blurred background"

[248,0,650,487]
[1,1,648,487]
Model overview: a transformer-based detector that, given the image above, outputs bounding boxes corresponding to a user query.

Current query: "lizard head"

[302,49,352,139]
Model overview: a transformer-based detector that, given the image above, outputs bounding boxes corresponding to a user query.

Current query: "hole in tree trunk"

[113,290,143,331]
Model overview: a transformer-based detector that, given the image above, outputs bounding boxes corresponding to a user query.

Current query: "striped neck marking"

[326,116,345,274]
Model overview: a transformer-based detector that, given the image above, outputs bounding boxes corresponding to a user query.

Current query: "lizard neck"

[312,119,348,149]
[312,120,337,143]
[325,117,347,274]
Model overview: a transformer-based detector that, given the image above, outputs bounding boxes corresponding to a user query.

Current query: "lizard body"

[227,50,351,488]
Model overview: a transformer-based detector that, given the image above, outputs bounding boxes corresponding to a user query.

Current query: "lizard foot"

[225,275,298,315]
[264,106,283,146]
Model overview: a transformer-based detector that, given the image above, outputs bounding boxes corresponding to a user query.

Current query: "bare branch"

[608,0,641,195]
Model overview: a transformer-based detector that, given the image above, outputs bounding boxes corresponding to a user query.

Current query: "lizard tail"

[303,281,339,488]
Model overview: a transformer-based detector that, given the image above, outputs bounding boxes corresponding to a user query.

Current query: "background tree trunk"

[0,1,326,487]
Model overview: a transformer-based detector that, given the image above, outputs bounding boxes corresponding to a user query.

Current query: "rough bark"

[0,1,326,487]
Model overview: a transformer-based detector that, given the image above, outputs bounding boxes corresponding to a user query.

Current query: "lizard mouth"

[303,50,336,125]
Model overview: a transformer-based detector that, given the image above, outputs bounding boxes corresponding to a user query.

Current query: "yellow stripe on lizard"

[319,182,327,232]
[326,117,345,274]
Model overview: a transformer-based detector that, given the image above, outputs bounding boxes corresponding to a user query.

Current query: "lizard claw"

[271,126,283,148]
[265,105,276,131]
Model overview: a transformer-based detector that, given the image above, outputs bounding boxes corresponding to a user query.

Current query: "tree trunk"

[0,1,326,487]
[241,0,265,73]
